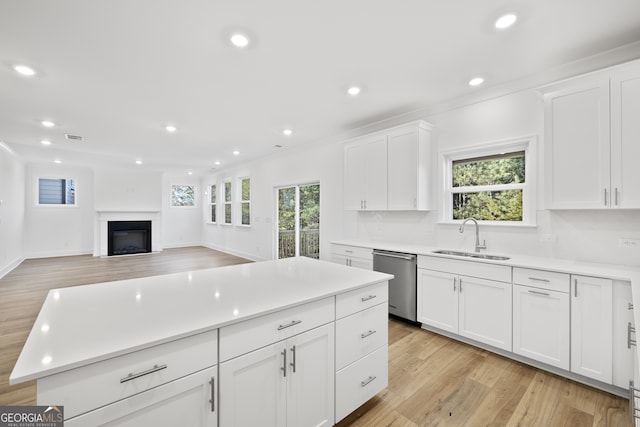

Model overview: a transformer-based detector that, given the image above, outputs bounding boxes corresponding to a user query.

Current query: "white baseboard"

[0,257,25,279]
[201,243,268,262]
[162,241,201,250]
[25,249,93,260]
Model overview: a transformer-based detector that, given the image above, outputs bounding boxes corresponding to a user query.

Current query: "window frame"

[170,184,197,208]
[440,136,537,226]
[208,183,217,224]
[238,177,251,227]
[35,176,78,207]
[223,180,233,225]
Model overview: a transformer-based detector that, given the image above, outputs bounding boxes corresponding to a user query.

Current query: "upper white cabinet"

[543,60,640,209]
[344,120,432,211]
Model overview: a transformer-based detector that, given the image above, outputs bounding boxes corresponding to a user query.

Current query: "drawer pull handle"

[629,322,637,349]
[345,250,353,253]
[528,290,550,297]
[277,320,302,330]
[528,277,551,283]
[209,377,215,412]
[629,303,634,311]
[361,330,377,339]
[120,364,167,383]
[361,295,377,302]
[361,376,376,387]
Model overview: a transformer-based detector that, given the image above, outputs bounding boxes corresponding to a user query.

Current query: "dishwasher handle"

[373,250,416,261]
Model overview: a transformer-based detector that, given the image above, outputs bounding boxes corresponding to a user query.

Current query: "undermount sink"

[432,249,510,261]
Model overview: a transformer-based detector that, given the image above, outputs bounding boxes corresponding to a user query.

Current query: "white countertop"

[10,257,392,384]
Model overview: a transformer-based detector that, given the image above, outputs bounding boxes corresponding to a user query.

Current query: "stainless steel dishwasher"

[373,249,417,322]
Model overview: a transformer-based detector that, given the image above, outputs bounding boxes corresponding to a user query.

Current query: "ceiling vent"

[65,134,84,142]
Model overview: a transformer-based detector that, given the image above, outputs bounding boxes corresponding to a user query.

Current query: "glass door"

[277,183,320,259]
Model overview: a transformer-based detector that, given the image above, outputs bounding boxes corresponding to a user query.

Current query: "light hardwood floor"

[0,247,632,426]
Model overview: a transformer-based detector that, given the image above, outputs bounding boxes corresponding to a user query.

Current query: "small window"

[38,178,76,205]
[443,137,535,224]
[240,177,251,226]
[171,185,196,207]
[224,181,232,224]
[209,184,217,223]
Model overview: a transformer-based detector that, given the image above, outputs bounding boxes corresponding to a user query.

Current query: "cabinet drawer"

[336,303,388,370]
[331,244,373,260]
[37,329,217,420]
[219,297,334,362]
[418,255,511,283]
[335,345,388,423]
[336,281,389,319]
[513,267,570,293]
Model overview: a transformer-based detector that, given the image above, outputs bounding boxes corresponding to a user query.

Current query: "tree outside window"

[224,181,232,224]
[240,177,251,226]
[171,185,195,207]
[210,184,217,223]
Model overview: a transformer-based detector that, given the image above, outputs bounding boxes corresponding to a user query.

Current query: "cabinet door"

[219,342,286,427]
[387,127,418,210]
[344,143,366,210]
[571,275,613,383]
[544,76,611,209]
[612,281,635,388]
[611,63,640,208]
[65,366,217,427]
[330,253,350,267]
[417,269,458,333]
[363,135,388,210]
[458,276,512,351]
[512,284,569,369]
[286,324,335,427]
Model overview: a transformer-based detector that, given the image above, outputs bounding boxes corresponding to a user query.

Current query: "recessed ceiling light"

[165,125,177,133]
[283,128,293,136]
[230,33,250,48]
[14,64,36,76]
[214,161,221,165]
[54,159,61,164]
[495,13,517,29]
[347,86,361,96]
[41,120,55,128]
[233,150,240,156]
[135,160,143,165]
[41,140,52,146]
[469,77,484,87]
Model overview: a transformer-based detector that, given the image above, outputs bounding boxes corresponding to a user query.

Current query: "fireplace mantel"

[94,211,161,256]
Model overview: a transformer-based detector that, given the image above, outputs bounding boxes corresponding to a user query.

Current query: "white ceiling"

[2,0,640,174]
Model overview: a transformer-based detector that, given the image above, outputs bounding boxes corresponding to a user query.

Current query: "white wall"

[162,173,203,248]
[0,144,25,277]
[202,141,350,261]
[94,167,162,211]
[23,163,94,258]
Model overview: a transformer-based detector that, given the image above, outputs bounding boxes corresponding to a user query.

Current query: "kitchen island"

[10,256,392,426]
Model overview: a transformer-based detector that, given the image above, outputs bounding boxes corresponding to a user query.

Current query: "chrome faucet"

[459,218,487,252]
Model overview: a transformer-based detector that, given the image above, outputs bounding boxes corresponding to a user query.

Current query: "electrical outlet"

[619,238,640,249]
[540,234,557,243]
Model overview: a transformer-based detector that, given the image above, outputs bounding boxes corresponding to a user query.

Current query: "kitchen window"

[442,136,536,225]
[37,177,76,206]
[223,180,232,225]
[209,184,217,223]
[239,177,250,226]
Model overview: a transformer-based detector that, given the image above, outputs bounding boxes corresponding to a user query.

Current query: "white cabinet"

[571,275,613,383]
[219,323,335,427]
[65,366,217,427]
[613,281,635,388]
[387,122,432,210]
[543,60,640,209]
[417,257,512,351]
[344,133,388,210]
[344,120,432,211]
[335,283,389,423]
[512,268,570,370]
[330,244,373,270]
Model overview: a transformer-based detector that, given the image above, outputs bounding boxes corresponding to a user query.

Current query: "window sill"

[437,221,537,229]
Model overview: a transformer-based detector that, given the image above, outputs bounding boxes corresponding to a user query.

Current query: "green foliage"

[171,185,195,207]
[452,152,525,221]
[241,178,250,201]
[278,184,320,231]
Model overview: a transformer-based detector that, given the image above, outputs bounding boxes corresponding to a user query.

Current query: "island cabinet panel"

[65,366,217,427]
[219,323,335,427]
[38,329,218,420]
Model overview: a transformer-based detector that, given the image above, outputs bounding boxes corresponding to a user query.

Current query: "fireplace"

[108,221,152,256]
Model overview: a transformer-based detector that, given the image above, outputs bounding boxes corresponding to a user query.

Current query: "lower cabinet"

[330,244,373,270]
[613,281,635,388]
[417,268,512,351]
[219,323,335,427]
[65,366,218,427]
[571,275,613,383]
